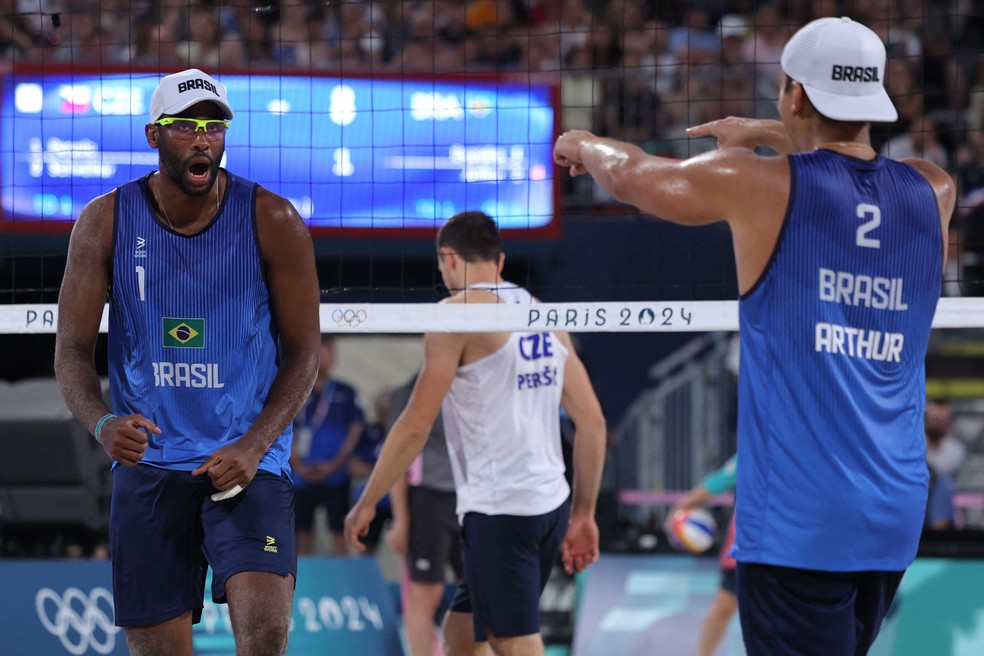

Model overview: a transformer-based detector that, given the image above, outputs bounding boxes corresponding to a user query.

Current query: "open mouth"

[188,161,211,183]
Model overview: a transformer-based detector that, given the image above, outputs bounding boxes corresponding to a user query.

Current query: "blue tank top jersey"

[735,151,942,571]
[107,171,291,475]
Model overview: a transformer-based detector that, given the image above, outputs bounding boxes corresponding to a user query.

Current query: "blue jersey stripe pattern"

[108,172,290,475]
[735,151,942,571]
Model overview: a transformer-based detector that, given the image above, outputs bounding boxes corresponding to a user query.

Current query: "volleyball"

[668,508,717,554]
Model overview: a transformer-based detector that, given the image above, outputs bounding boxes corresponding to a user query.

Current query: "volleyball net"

[2,0,984,518]
[2,297,984,335]
[1,0,983,303]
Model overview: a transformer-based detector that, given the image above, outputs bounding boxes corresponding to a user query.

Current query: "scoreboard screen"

[0,69,558,237]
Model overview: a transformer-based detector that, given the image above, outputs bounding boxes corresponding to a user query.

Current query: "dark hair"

[436,211,501,263]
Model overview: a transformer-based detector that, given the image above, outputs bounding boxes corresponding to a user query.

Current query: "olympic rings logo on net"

[331,308,368,327]
[35,586,120,655]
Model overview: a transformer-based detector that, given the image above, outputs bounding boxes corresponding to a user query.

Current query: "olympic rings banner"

[0,557,401,655]
[0,560,123,655]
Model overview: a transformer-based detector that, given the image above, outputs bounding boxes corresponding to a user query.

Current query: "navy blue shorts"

[737,562,904,656]
[449,499,569,642]
[294,482,351,532]
[110,465,296,628]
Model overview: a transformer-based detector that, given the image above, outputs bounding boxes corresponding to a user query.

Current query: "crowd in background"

[2,0,981,292]
[1,0,983,212]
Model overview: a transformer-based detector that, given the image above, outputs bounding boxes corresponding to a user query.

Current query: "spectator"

[270,1,317,69]
[523,24,563,71]
[556,0,593,64]
[925,400,966,478]
[465,0,498,33]
[855,0,922,60]
[292,336,366,556]
[400,2,467,72]
[668,0,719,61]
[717,14,755,119]
[177,6,229,70]
[598,27,659,144]
[464,25,523,70]
[560,44,602,132]
[0,0,40,60]
[885,55,925,128]
[52,7,111,63]
[235,4,274,67]
[741,2,788,119]
[128,10,185,68]
[586,20,622,69]
[660,69,721,159]
[348,390,394,556]
[650,20,680,98]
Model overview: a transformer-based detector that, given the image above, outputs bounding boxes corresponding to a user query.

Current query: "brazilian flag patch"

[163,317,205,348]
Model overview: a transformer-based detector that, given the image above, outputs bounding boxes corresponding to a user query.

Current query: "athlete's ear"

[146,123,160,149]
[790,81,810,118]
[437,248,457,279]
[496,252,504,274]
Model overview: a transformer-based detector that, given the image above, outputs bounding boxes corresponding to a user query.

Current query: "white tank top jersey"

[441,282,571,518]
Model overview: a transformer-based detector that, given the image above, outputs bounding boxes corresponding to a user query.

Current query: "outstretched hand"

[561,515,600,575]
[97,414,160,466]
[687,117,792,154]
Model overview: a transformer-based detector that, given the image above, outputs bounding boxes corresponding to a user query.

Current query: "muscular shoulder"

[255,186,304,229]
[681,147,789,224]
[253,186,312,256]
[78,189,117,225]
[72,189,118,257]
[901,158,956,201]
[716,147,790,185]
[901,157,957,226]
[710,148,790,223]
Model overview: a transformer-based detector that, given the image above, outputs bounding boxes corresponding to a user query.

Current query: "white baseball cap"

[780,17,897,123]
[149,68,234,123]
[719,14,747,39]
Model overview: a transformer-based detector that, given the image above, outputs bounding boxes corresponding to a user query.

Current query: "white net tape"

[4,297,982,334]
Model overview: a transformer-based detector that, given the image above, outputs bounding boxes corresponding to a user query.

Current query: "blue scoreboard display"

[0,69,558,236]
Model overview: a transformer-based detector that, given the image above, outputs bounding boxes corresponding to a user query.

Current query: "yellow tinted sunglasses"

[155,117,230,141]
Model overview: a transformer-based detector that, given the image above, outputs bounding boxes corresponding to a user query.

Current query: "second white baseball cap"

[780,17,897,123]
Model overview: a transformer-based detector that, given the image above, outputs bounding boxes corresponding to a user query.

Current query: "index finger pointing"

[191,455,220,476]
